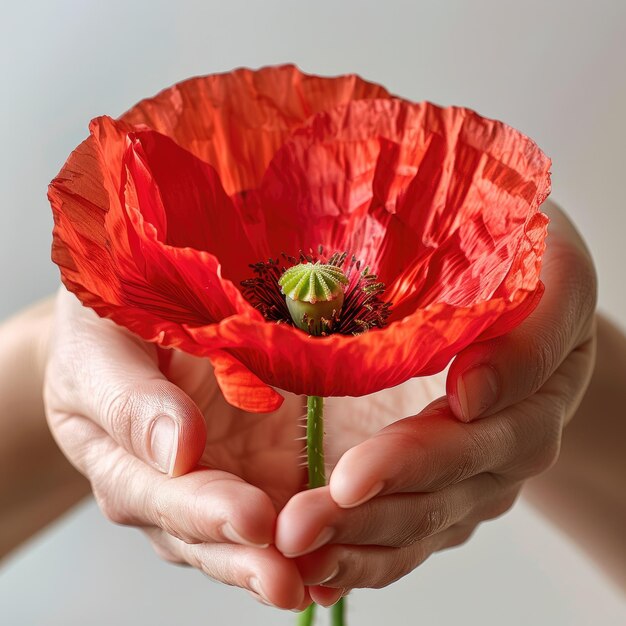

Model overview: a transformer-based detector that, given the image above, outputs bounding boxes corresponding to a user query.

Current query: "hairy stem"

[306,396,326,489]
[296,396,345,626]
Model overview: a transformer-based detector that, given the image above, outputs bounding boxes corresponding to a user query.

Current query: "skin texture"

[0,299,89,559]
[5,200,615,611]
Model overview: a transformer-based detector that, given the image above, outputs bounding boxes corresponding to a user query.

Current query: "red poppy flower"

[49,64,551,413]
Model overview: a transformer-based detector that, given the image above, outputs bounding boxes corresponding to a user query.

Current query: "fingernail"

[337,480,384,509]
[319,564,340,585]
[284,526,335,557]
[248,577,270,604]
[318,597,341,608]
[457,365,499,421]
[149,415,178,474]
[315,583,344,607]
[248,590,272,606]
[221,522,270,549]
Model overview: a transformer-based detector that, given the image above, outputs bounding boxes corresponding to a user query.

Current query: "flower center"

[279,262,348,335]
[241,248,391,336]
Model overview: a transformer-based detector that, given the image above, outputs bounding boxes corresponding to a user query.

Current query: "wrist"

[0,296,88,558]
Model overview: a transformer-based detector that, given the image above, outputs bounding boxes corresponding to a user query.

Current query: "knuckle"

[446,424,489,483]
[373,549,421,589]
[152,485,200,544]
[153,489,178,537]
[456,444,484,482]
[101,386,136,444]
[399,500,450,546]
[422,504,450,536]
[332,549,368,589]
[484,416,524,470]
[195,548,234,583]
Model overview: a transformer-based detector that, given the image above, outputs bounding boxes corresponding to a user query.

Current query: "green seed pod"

[278,262,348,335]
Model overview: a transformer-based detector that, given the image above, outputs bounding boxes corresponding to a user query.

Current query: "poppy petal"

[252,98,550,316]
[120,64,390,196]
[122,128,260,285]
[210,350,284,413]
[50,66,551,407]
[191,293,526,399]
[50,116,256,336]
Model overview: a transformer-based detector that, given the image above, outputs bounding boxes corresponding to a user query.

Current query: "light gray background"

[0,1,625,624]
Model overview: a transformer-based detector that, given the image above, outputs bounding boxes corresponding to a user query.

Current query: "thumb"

[446,202,596,422]
[45,289,206,476]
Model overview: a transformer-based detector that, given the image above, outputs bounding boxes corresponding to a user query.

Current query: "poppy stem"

[298,603,316,626]
[296,396,346,626]
[306,395,326,489]
[331,598,345,625]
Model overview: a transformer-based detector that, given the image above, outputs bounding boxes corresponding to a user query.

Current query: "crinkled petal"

[50,116,255,336]
[120,64,390,196]
[209,350,284,413]
[184,291,531,398]
[250,98,550,319]
[122,128,261,286]
[50,66,551,409]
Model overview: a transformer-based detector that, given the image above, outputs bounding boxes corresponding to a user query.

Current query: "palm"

[168,350,445,509]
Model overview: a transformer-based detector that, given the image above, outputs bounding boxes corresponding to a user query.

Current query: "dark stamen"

[241,247,392,336]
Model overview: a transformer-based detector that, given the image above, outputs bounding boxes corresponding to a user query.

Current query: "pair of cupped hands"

[44,202,597,612]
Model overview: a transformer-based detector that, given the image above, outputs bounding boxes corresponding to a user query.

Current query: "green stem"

[295,396,346,626]
[306,396,326,489]
[331,598,345,626]
[297,603,316,626]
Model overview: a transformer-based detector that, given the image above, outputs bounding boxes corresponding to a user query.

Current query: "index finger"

[329,343,590,508]
[329,400,508,506]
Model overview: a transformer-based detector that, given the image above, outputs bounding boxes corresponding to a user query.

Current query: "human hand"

[0,298,89,557]
[45,199,596,610]
[44,289,313,610]
[47,283,459,612]
[275,200,597,606]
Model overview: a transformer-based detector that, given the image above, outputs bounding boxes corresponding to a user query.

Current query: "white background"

[0,1,625,625]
